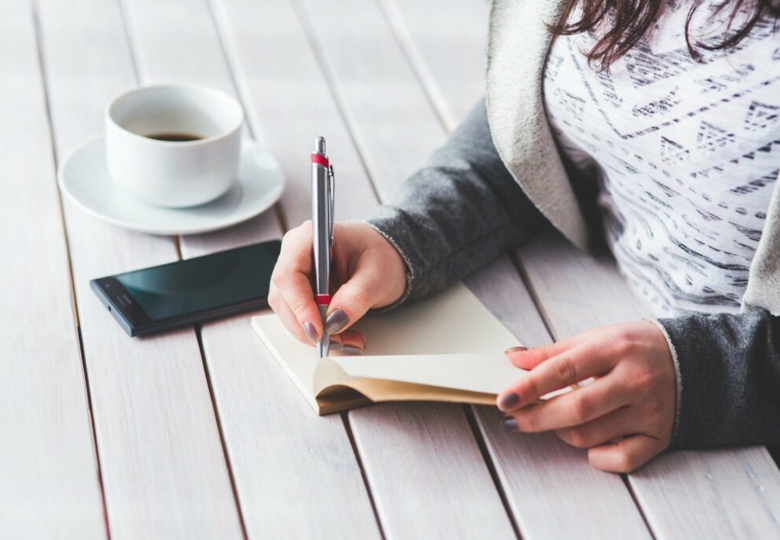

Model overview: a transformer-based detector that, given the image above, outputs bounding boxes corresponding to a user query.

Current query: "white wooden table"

[3,0,780,538]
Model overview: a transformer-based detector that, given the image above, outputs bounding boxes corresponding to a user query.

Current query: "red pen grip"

[311,153,329,167]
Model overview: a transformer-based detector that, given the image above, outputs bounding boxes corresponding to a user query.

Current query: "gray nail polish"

[324,309,350,335]
[341,345,363,356]
[303,322,319,345]
[498,392,520,411]
[502,416,519,431]
[504,346,529,354]
[329,342,343,351]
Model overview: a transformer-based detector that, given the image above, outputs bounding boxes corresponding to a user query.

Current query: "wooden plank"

[519,229,645,340]
[36,0,244,536]
[349,403,513,539]
[631,447,780,538]
[213,0,517,537]
[120,0,382,536]
[294,0,653,538]
[0,2,106,537]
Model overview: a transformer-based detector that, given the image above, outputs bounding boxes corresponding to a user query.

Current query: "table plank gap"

[193,328,250,540]
[339,413,388,540]
[30,0,82,330]
[373,0,454,132]
[288,0,385,205]
[73,324,113,538]
[116,3,251,533]
[620,473,658,540]
[374,0,488,131]
[461,405,522,539]
[200,0,292,232]
[210,0,380,228]
[505,250,559,343]
[123,0,292,237]
[34,0,115,530]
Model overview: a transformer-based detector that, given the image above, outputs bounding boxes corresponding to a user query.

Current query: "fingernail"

[341,345,363,356]
[502,416,519,431]
[324,309,350,335]
[303,322,319,344]
[504,346,529,355]
[498,392,521,411]
[329,342,343,351]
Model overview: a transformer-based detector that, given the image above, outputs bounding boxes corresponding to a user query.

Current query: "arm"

[364,99,547,304]
[654,309,780,448]
[268,99,547,347]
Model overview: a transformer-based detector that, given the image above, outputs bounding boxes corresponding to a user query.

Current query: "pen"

[311,136,335,358]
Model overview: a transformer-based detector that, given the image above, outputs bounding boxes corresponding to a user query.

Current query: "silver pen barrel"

[312,136,331,357]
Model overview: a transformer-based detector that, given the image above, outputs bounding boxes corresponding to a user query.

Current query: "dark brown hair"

[549,0,780,70]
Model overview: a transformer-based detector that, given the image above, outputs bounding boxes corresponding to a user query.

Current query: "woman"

[268,0,780,472]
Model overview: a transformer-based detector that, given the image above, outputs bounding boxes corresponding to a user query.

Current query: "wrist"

[643,318,682,445]
[347,219,415,311]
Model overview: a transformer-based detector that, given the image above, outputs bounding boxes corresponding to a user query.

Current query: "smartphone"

[91,240,282,337]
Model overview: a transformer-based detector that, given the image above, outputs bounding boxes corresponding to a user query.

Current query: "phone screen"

[93,240,281,335]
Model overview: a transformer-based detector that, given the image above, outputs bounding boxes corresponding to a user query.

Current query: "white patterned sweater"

[543,1,779,317]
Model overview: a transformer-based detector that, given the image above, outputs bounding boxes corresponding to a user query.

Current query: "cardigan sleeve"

[654,309,780,448]
[362,99,548,305]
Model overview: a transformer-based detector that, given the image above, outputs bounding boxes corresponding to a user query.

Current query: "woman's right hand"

[268,221,408,351]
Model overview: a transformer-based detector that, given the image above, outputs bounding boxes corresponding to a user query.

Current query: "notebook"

[251,282,568,415]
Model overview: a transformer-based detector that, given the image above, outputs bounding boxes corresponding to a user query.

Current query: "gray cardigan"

[365,0,780,449]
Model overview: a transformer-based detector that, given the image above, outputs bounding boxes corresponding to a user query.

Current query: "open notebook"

[252,283,568,415]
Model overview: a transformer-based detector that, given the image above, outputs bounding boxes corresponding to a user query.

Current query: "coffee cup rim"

[105,83,244,146]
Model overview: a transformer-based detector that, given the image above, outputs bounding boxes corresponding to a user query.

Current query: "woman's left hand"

[497,321,676,473]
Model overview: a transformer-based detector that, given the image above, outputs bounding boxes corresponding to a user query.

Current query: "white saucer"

[58,135,285,235]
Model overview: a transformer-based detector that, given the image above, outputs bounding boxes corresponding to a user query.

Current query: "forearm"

[365,99,547,303]
[654,309,780,448]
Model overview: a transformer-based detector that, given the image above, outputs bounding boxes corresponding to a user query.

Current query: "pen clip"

[328,164,335,244]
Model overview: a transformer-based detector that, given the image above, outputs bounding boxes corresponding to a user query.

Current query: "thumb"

[324,270,383,335]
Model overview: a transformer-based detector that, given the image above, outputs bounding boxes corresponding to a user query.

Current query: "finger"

[325,263,384,335]
[587,434,667,473]
[271,223,326,335]
[268,293,311,345]
[271,265,323,339]
[270,297,366,352]
[277,221,314,274]
[555,405,637,448]
[338,330,366,352]
[509,374,634,432]
[497,337,620,412]
[504,346,542,370]
[505,330,598,370]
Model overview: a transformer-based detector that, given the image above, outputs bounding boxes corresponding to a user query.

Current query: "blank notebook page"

[251,282,521,407]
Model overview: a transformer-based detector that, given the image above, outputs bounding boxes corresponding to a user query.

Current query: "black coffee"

[145,132,204,142]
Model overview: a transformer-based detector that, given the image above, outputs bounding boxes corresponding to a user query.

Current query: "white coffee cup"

[105,84,244,208]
